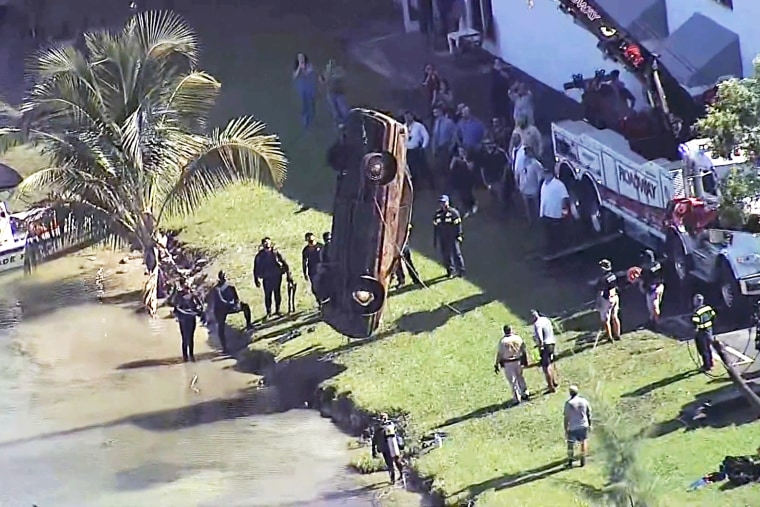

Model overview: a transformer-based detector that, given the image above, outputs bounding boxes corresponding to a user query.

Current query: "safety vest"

[381,421,396,437]
[692,304,716,330]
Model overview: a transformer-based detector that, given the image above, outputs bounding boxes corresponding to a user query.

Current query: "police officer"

[171,279,203,362]
[639,249,665,329]
[321,232,332,264]
[394,224,422,288]
[433,194,465,278]
[371,412,405,484]
[253,237,292,318]
[691,293,716,372]
[211,271,253,355]
[302,232,324,305]
[596,259,621,342]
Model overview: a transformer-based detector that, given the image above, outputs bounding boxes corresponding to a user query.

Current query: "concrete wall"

[483,0,645,107]
[665,0,760,77]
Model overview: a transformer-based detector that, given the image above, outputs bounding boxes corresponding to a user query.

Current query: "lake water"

[0,260,377,507]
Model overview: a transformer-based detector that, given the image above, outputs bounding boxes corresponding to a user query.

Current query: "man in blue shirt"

[456,105,485,152]
[431,106,456,185]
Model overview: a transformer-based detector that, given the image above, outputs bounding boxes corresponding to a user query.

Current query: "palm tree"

[0,10,287,315]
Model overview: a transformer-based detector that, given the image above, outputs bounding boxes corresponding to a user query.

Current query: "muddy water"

[0,261,376,507]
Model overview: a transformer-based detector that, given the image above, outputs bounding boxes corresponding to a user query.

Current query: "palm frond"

[162,71,220,132]
[126,10,199,66]
[158,116,287,219]
[0,127,26,155]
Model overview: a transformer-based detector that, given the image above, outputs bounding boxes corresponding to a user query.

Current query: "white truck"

[551,119,760,315]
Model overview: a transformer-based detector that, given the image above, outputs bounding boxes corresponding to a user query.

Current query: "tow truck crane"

[551,0,760,316]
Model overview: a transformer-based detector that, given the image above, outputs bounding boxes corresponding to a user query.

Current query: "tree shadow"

[116,351,220,370]
[394,293,491,335]
[649,381,760,438]
[450,459,568,501]
[622,370,700,398]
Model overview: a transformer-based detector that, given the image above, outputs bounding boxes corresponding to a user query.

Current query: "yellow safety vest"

[382,422,396,437]
[692,305,715,330]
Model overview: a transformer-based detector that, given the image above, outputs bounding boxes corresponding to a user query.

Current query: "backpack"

[721,456,760,486]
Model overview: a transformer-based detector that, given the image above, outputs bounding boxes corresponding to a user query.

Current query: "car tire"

[350,275,386,316]
[364,151,397,186]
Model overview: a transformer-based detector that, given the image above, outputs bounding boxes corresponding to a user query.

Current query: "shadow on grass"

[437,400,512,428]
[622,370,700,398]
[450,459,568,501]
[649,381,760,438]
[395,292,491,335]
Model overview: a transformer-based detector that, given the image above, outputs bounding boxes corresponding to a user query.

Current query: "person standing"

[638,249,665,329]
[172,280,203,362]
[539,166,570,255]
[509,81,535,126]
[478,138,510,212]
[431,79,455,114]
[490,59,513,126]
[293,52,317,128]
[211,271,253,355]
[431,106,457,183]
[253,237,292,318]
[596,259,621,342]
[302,232,324,305]
[394,224,422,288]
[404,111,432,189]
[515,144,543,226]
[433,194,465,278]
[320,58,349,129]
[494,325,530,405]
[455,105,485,153]
[421,64,440,109]
[531,309,558,393]
[448,145,477,216]
[564,385,592,468]
[372,413,405,484]
[691,293,716,372]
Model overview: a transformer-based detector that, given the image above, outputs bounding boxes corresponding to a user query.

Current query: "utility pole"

[712,338,760,417]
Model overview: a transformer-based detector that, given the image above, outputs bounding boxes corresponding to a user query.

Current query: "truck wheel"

[350,275,386,316]
[364,151,397,186]
[669,239,690,284]
[579,180,618,235]
[719,261,749,317]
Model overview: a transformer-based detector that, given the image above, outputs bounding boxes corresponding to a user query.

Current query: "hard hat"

[599,259,612,271]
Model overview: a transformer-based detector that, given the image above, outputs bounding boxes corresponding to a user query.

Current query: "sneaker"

[565,460,573,469]
[580,457,586,467]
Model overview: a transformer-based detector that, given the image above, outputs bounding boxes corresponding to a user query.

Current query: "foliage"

[717,166,760,229]
[696,59,760,160]
[0,10,287,262]
[582,383,662,507]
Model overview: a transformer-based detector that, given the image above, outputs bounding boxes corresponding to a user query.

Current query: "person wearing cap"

[372,412,405,484]
[494,325,530,405]
[253,237,292,318]
[638,249,665,329]
[596,259,621,342]
[531,309,558,392]
[433,194,465,277]
[394,224,422,288]
[211,270,253,355]
[564,384,592,468]
[171,279,204,362]
[539,164,570,255]
[691,293,716,371]
[302,232,324,305]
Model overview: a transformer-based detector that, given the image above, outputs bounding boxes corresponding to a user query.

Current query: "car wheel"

[669,239,690,285]
[350,275,386,316]
[364,151,397,186]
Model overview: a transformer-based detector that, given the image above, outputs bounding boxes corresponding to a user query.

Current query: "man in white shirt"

[404,111,432,189]
[515,144,543,226]
[531,309,558,393]
[539,167,570,255]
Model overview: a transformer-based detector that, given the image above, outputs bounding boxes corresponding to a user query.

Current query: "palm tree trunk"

[143,263,159,317]
[712,339,760,417]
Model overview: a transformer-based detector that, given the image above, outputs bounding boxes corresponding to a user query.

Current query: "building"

[397,0,757,108]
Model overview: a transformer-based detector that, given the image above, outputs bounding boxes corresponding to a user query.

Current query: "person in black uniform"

[253,237,292,318]
[172,279,203,362]
[691,293,716,372]
[596,259,621,342]
[433,194,465,278]
[638,249,665,329]
[302,232,324,305]
[371,413,405,484]
[321,232,332,264]
[393,224,422,288]
[211,270,253,354]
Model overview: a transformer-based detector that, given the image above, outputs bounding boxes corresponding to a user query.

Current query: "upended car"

[316,108,413,339]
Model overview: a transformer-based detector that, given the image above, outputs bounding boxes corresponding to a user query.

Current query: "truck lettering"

[618,165,657,201]
[569,0,601,21]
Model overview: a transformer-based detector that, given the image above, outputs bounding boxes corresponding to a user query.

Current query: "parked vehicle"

[552,119,760,316]
[318,108,413,338]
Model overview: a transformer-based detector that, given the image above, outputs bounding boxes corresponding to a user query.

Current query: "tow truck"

[549,0,760,315]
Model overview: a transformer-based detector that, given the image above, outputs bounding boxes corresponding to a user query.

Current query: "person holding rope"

[372,413,406,484]
[691,293,716,372]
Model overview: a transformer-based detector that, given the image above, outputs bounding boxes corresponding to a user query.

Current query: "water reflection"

[0,260,375,506]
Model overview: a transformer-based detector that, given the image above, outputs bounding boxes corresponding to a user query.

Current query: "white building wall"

[483,0,645,107]
[665,0,760,78]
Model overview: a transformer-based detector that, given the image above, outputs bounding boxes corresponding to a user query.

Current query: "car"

[317,108,413,338]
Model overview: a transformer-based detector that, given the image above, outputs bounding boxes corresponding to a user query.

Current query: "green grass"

[9,2,760,506]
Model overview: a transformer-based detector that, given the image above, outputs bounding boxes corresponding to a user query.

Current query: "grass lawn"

[7,1,760,505]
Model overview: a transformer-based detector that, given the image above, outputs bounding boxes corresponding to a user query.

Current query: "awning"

[647,13,742,91]
[0,163,22,191]
[596,0,669,41]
